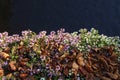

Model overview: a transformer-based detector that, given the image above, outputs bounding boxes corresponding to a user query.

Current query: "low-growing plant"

[0,28,119,80]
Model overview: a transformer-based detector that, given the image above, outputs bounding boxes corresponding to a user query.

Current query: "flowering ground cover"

[0,28,120,80]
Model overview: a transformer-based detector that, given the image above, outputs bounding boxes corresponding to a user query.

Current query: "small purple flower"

[46,64,50,69]
[2,32,8,37]
[50,31,56,35]
[77,77,80,80]
[40,55,46,61]
[12,34,20,42]
[64,45,70,51]
[76,74,81,80]
[36,69,40,72]
[47,72,53,78]
[29,38,37,47]
[3,43,8,48]
[2,76,6,80]
[58,28,65,33]
[0,64,2,69]
[30,71,33,75]
[65,58,69,63]
[56,65,60,71]
[38,31,47,38]
[0,33,2,38]
[22,30,31,36]
[0,39,3,43]
[6,36,13,43]
[4,61,8,65]
[33,69,36,74]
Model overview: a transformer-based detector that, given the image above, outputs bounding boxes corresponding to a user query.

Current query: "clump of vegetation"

[0,28,120,80]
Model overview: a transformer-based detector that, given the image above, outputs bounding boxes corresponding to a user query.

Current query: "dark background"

[1,0,120,36]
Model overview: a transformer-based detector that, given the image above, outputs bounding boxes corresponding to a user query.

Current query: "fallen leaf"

[0,52,9,59]
[77,56,85,66]
[0,69,4,77]
[9,61,16,71]
[20,73,28,78]
[72,61,79,70]
[106,72,118,79]
[6,73,12,79]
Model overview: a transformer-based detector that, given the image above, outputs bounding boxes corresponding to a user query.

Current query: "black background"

[1,0,120,36]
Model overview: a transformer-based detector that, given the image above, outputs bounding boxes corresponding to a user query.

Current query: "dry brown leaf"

[114,68,119,75]
[108,65,114,72]
[6,73,12,79]
[9,61,16,71]
[85,63,93,72]
[103,56,117,66]
[77,56,85,66]
[20,61,27,66]
[99,76,112,80]
[26,75,35,80]
[92,64,99,71]
[60,52,69,60]
[17,45,24,49]
[110,52,117,60]
[21,58,29,62]
[98,56,109,69]
[89,57,98,62]
[106,72,118,79]
[18,67,24,71]
[96,74,112,80]
[0,52,9,59]
[20,73,28,78]
[79,67,88,76]
[58,45,64,52]
[72,61,79,70]
[0,69,4,77]
[85,73,95,80]
[4,47,10,53]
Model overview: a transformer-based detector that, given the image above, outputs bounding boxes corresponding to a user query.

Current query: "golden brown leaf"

[9,61,16,71]
[77,56,85,66]
[6,73,12,79]
[21,58,29,62]
[85,63,93,72]
[4,47,10,53]
[106,72,118,79]
[20,73,28,78]
[0,52,10,59]
[0,69,4,77]
[72,61,79,70]
[58,45,64,52]
[96,74,112,80]
[60,52,69,60]
[79,67,88,76]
